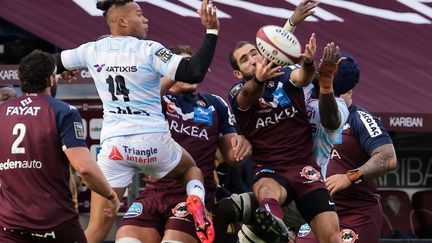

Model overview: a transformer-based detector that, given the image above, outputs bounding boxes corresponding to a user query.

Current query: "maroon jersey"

[328,104,393,214]
[0,94,87,230]
[145,92,236,197]
[229,66,314,167]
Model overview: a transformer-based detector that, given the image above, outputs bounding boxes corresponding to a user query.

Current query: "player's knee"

[115,237,142,243]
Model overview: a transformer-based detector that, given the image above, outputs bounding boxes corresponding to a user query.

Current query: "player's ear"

[233,70,243,80]
[118,17,128,28]
[47,75,55,87]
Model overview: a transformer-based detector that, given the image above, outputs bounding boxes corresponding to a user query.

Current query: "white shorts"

[97,132,182,188]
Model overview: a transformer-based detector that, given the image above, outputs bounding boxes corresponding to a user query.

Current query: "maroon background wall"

[1,0,431,131]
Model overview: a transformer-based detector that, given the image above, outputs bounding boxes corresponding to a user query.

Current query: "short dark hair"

[228,41,255,71]
[97,0,134,17]
[19,50,56,93]
[170,45,193,56]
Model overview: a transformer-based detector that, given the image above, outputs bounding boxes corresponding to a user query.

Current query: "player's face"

[49,68,59,98]
[233,44,263,81]
[339,90,352,107]
[125,2,149,39]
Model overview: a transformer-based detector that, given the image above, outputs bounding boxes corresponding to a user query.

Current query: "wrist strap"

[283,18,296,33]
[346,169,364,184]
[206,29,219,35]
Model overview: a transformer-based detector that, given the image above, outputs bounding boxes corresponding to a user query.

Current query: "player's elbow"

[74,167,91,179]
[388,154,398,171]
[73,163,95,179]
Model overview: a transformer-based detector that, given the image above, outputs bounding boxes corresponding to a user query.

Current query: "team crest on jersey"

[267,81,275,88]
[196,99,206,107]
[297,223,312,237]
[74,122,85,139]
[155,48,173,63]
[340,228,359,243]
[299,166,322,183]
[109,146,123,161]
[229,83,243,99]
[172,202,190,218]
[124,202,143,218]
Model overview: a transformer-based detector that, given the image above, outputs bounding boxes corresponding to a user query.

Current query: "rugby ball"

[256,25,301,66]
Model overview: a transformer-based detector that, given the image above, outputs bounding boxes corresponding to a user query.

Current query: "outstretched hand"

[60,70,79,83]
[301,33,317,63]
[197,0,219,30]
[255,58,284,83]
[291,0,319,26]
[319,42,346,93]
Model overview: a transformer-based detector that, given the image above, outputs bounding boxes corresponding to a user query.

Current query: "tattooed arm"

[326,143,397,196]
[358,143,397,179]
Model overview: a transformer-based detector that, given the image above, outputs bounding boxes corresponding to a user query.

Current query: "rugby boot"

[187,195,214,243]
[255,207,290,243]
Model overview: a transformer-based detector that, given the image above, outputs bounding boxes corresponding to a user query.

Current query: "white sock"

[186,179,205,203]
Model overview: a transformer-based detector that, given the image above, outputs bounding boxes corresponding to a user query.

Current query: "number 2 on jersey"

[106,75,130,102]
[11,123,26,154]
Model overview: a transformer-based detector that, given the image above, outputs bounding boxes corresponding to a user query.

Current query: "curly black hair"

[19,50,56,94]
[97,0,134,17]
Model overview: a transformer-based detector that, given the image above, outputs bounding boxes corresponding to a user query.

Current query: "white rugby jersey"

[61,36,183,142]
[306,91,349,179]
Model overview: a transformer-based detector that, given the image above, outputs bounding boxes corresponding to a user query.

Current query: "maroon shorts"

[0,216,86,243]
[120,187,215,239]
[253,161,326,199]
[297,203,383,243]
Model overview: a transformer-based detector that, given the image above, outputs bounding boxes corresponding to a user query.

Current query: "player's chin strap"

[161,241,185,243]
[229,192,254,223]
[116,237,142,243]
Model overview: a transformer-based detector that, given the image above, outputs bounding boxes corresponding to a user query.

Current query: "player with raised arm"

[215,42,348,243]
[115,45,252,243]
[0,50,120,243]
[298,53,398,243]
[225,1,343,240]
[53,0,220,242]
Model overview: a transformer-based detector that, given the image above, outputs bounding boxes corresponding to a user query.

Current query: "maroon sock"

[259,198,284,220]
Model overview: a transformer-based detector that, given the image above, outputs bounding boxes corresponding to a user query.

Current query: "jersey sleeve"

[283,64,300,87]
[55,104,87,149]
[351,109,393,155]
[60,42,94,70]
[147,41,183,80]
[228,82,245,113]
[336,98,349,130]
[210,94,236,136]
